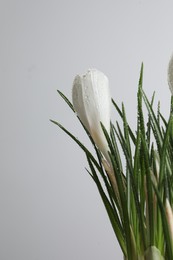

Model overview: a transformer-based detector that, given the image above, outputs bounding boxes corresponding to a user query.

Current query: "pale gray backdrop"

[1,0,173,259]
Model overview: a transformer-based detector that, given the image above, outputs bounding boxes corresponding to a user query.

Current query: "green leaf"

[50,120,100,171]
[115,121,147,251]
[86,156,126,255]
[122,103,132,216]
[112,99,136,145]
[159,115,173,195]
[57,90,75,112]
[146,92,155,148]
[152,184,173,259]
[142,89,163,152]
[137,64,153,247]
[108,152,133,260]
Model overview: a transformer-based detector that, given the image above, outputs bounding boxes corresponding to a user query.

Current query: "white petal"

[168,54,173,95]
[82,69,111,134]
[82,69,111,160]
[72,75,90,131]
[165,198,173,242]
[72,69,111,162]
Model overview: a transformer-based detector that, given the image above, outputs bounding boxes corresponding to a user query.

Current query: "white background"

[0,1,173,259]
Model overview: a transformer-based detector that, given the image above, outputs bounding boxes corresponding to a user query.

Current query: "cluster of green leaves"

[51,65,173,260]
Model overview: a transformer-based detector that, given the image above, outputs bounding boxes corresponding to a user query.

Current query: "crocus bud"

[154,150,160,181]
[168,54,173,95]
[165,198,173,243]
[72,69,111,161]
[144,246,164,260]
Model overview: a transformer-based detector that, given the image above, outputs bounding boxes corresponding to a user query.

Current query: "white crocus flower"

[165,198,173,243]
[72,69,111,162]
[168,54,173,95]
[154,150,160,181]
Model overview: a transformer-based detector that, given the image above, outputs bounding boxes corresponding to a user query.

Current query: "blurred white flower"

[72,69,111,161]
[154,150,160,181]
[165,198,173,242]
[144,246,164,260]
[168,54,173,95]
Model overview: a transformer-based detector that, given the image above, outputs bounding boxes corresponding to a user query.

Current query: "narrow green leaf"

[159,115,173,189]
[137,64,154,246]
[138,63,144,87]
[109,152,133,260]
[112,99,136,145]
[141,133,154,246]
[50,120,101,171]
[122,103,132,217]
[57,90,75,112]
[110,123,123,175]
[159,112,168,128]
[115,122,147,251]
[86,156,126,255]
[51,119,121,216]
[146,92,155,148]
[142,89,163,152]
[152,184,173,259]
